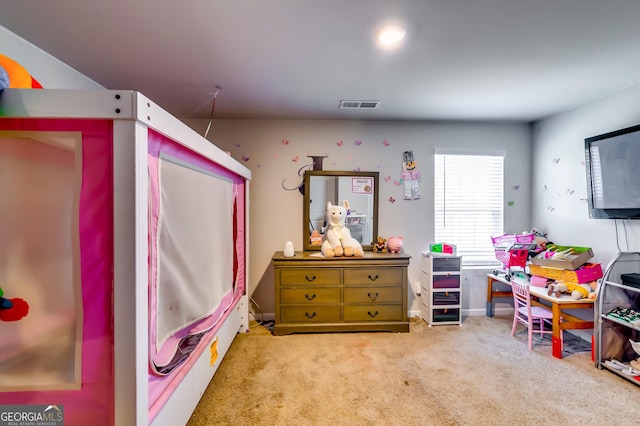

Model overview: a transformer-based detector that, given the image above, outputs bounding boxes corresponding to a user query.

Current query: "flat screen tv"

[585,124,640,219]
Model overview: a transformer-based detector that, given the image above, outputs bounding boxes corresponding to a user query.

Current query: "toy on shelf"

[531,245,594,270]
[309,229,322,246]
[387,236,404,253]
[547,281,597,300]
[0,54,43,90]
[491,233,536,281]
[373,236,388,253]
[0,286,29,322]
[630,340,640,371]
[320,201,364,258]
[429,243,456,255]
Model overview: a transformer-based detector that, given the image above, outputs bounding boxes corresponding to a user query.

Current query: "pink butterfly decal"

[383,140,390,146]
[384,175,391,182]
[355,140,362,146]
[242,156,250,162]
[389,197,396,203]
[337,140,344,147]
[394,180,401,186]
[282,139,289,145]
[292,155,299,162]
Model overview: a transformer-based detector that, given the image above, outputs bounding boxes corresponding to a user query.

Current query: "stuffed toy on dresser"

[321,201,364,257]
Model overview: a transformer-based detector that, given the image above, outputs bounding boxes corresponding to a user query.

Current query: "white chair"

[511,280,557,350]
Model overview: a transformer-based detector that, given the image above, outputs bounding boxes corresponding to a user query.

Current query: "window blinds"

[434,153,504,266]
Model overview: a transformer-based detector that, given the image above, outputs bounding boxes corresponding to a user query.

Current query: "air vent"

[339,100,380,109]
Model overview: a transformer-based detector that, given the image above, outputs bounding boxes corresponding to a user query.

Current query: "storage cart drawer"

[343,268,402,285]
[432,308,460,322]
[280,287,341,304]
[343,286,403,303]
[431,256,461,272]
[432,274,461,289]
[280,269,341,285]
[343,304,404,321]
[280,306,341,322]
[432,291,460,305]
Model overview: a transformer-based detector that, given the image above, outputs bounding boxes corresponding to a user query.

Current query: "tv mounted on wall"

[585,124,640,219]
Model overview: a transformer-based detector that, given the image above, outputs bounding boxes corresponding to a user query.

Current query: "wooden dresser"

[272,251,410,335]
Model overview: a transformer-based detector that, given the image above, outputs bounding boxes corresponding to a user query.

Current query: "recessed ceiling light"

[376,25,406,46]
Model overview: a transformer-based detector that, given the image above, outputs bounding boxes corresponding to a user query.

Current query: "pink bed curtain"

[147,130,246,420]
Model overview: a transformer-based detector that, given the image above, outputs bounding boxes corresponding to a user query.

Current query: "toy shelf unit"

[594,252,640,386]
[490,233,536,281]
[0,89,251,425]
[420,252,462,326]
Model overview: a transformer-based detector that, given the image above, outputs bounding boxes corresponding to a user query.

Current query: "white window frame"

[434,150,505,267]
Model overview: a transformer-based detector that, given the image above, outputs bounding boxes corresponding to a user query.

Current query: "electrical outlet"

[415,282,421,296]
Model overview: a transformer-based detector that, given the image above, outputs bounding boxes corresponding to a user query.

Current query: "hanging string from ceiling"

[204,85,222,140]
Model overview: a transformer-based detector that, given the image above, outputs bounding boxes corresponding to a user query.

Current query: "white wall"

[187,119,531,317]
[1,25,102,89]
[531,85,640,268]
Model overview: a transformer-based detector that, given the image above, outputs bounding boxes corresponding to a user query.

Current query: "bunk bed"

[0,89,251,425]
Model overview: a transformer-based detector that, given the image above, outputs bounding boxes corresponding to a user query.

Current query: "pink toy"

[387,236,404,253]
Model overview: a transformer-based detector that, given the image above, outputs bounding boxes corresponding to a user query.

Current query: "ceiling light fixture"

[376,25,406,46]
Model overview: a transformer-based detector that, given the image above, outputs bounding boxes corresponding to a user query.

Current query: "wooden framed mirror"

[303,170,379,251]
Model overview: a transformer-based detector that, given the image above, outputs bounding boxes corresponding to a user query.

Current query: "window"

[434,152,504,267]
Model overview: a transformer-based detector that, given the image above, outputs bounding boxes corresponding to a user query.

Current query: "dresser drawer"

[343,286,403,303]
[343,268,402,285]
[279,269,341,285]
[432,274,460,289]
[432,290,460,305]
[280,306,341,322]
[280,287,341,304]
[343,305,404,321]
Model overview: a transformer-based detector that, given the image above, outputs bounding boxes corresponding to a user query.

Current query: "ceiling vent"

[339,100,380,109]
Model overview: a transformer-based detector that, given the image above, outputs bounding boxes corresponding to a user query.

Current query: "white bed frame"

[0,89,251,425]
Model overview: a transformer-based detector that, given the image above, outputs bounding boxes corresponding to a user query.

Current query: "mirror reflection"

[303,171,379,251]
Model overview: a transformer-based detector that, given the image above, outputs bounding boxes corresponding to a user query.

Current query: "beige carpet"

[188,315,637,425]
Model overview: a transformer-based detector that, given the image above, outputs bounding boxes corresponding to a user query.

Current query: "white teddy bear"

[321,201,364,258]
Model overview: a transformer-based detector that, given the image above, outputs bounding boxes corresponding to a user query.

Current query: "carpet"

[188,315,638,426]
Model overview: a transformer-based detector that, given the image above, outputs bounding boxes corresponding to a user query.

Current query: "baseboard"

[250,311,275,322]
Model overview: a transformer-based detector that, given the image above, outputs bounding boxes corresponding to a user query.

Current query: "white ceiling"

[2,0,640,123]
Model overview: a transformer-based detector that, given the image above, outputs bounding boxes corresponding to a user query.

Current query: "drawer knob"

[368,274,379,281]
[305,293,317,301]
[368,292,379,301]
[305,311,317,319]
[367,310,379,318]
[305,275,317,282]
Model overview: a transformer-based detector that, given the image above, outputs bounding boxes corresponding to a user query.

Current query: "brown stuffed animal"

[373,236,387,253]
